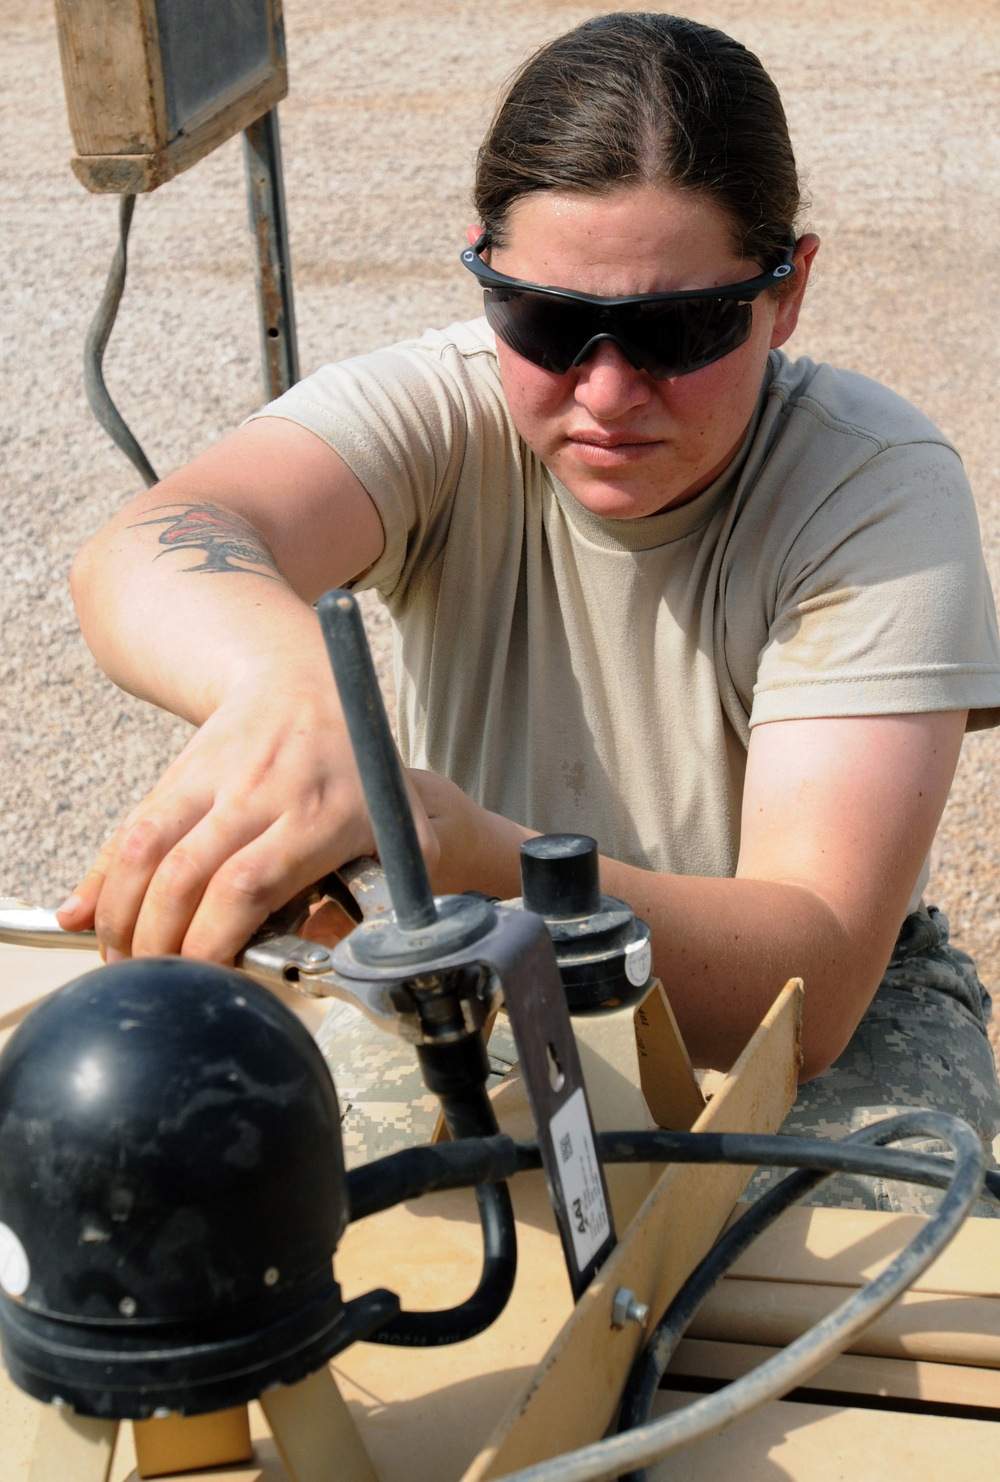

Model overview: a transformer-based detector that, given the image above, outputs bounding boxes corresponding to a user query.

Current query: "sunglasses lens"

[484,289,586,374]
[484,289,753,379]
[629,298,753,378]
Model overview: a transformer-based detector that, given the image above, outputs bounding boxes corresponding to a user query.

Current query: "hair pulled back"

[475,12,801,272]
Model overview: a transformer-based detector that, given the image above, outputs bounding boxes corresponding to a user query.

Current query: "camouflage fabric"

[742,907,1000,1217]
[318,907,1000,1217]
[315,999,518,1170]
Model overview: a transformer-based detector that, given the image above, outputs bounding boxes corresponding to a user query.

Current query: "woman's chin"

[557,465,697,521]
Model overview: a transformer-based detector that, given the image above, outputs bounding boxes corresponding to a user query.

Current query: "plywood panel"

[725,1203,1000,1297]
[689,1278,1000,1368]
[646,1389,1000,1481]
[0,943,102,1025]
[669,1337,1000,1410]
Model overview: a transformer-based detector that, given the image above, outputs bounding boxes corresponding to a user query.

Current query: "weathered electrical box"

[54,0,287,193]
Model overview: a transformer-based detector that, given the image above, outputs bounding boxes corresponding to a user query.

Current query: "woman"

[61,13,1000,1209]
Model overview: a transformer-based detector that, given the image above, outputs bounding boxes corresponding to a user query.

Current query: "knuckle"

[118,816,168,868]
[217,857,276,912]
[150,846,204,901]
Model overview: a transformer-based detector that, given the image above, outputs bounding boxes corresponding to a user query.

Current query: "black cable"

[346,1119,998,1357]
[363,1080,519,1347]
[346,1128,1000,1220]
[489,1110,985,1482]
[616,1110,986,1482]
[83,193,159,487]
[348,1133,533,1221]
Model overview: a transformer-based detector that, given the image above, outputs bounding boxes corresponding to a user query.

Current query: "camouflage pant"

[743,907,1000,1217]
[316,999,519,1170]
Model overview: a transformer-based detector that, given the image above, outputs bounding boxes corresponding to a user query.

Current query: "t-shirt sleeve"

[750,438,1000,731]
[245,325,506,602]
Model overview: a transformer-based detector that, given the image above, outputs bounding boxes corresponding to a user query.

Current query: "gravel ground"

[2,1,999,1058]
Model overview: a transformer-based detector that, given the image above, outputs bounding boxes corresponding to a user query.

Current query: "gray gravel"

[2,1,999,1057]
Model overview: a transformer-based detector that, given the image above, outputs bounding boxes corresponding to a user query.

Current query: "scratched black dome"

[0,957,353,1416]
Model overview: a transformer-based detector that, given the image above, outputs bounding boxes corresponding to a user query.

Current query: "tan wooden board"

[462,981,803,1481]
[633,979,706,1131]
[69,88,288,195]
[330,1112,577,1482]
[669,1337,1000,1410]
[30,1406,118,1482]
[646,1388,1000,1481]
[259,1367,378,1482]
[53,0,288,193]
[5,1382,297,1482]
[133,1407,252,1477]
[724,1203,1000,1297]
[0,942,330,1040]
[571,1000,661,1229]
[689,1277,1000,1368]
[0,943,103,1026]
[54,0,165,157]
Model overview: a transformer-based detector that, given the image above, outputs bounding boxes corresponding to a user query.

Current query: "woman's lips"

[565,433,663,466]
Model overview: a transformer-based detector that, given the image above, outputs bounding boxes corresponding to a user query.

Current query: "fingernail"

[56,894,82,917]
[104,948,124,964]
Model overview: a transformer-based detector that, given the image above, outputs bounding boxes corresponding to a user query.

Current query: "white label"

[624,936,652,987]
[549,1087,611,1272]
[0,1223,30,1297]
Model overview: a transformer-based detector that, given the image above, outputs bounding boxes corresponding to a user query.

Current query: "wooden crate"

[54,0,288,192]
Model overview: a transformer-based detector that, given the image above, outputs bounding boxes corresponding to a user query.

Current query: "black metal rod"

[243,107,299,399]
[317,590,438,930]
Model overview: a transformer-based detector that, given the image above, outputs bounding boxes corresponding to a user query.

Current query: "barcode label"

[549,1087,611,1271]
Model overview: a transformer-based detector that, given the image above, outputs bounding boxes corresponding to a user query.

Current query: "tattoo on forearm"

[131,503,282,578]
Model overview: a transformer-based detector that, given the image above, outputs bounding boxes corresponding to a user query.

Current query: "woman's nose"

[572,338,653,418]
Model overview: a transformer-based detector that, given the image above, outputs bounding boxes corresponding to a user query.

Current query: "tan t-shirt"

[257,319,1000,884]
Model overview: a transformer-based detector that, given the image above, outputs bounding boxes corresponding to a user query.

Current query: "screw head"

[611,1286,649,1330]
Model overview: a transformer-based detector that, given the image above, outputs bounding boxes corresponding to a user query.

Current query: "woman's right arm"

[59,415,412,964]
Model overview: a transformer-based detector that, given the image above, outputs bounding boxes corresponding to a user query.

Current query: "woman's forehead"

[492,186,751,294]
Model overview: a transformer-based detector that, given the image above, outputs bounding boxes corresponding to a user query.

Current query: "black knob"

[520,834,601,918]
[518,834,652,1012]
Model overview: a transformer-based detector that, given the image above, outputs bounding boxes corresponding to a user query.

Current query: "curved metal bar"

[0,901,98,951]
[83,193,158,487]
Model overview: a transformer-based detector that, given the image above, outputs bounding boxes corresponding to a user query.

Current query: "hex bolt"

[611,1287,649,1331]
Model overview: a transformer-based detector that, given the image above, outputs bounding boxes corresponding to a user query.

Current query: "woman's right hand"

[55,672,434,964]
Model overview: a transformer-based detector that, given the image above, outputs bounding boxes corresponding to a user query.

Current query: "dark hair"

[475,12,801,272]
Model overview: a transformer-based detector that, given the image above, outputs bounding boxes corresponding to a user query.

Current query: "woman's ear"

[467,224,484,248]
[771,233,821,349]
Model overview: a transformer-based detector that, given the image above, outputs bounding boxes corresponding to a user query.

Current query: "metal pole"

[316,591,439,932]
[243,107,299,399]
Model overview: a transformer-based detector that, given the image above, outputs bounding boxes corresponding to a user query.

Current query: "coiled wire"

[488,1110,987,1482]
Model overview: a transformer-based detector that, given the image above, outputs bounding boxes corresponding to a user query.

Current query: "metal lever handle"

[0,901,98,951]
[317,590,437,933]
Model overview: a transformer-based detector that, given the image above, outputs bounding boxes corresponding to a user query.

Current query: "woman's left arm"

[412,710,967,1080]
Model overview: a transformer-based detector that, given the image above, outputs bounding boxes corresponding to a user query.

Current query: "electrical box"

[54,0,288,193]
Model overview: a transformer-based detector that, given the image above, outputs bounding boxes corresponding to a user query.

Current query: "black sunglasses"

[461,234,796,380]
